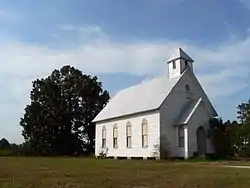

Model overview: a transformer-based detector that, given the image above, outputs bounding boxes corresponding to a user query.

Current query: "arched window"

[142,119,148,148]
[113,124,118,148]
[185,84,190,92]
[126,121,132,148]
[102,126,106,148]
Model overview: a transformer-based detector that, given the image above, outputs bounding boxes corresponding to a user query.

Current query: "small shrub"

[152,137,170,160]
[152,143,160,159]
[98,148,108,159]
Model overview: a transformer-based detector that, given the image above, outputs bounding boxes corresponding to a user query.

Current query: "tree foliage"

[209,118,238,159]
[19,65,110,156]
[0,138,10,150]
[233,100,250,157]
[237,99,250,124]
[209,99,250,159]
[0,138,20,156]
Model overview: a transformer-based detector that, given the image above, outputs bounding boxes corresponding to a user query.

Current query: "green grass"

[0,157,250,188]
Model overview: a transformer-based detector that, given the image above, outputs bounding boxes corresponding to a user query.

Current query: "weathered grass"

[0,157,250,187]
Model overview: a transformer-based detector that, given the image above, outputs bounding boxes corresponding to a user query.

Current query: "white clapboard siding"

[160,70,215,157]
[95,111,160,158]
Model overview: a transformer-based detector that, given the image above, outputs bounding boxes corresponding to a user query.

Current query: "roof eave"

[173,123,188,127]
[166,57,194,64]
[92,108,160,124]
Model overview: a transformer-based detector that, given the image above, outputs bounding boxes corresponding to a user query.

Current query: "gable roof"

[186,70,218,117]
[93,74,183,122]
[167,48,194,63]
[175,97,203,125]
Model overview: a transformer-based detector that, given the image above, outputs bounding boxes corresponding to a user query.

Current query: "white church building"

[93,48,218,159]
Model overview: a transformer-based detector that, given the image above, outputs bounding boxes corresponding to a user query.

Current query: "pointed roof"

[175,98,202,125]
[167,48,194,63]
[93,73,183,123]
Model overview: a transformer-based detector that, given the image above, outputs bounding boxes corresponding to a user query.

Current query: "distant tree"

[231,100,250,157]
[209,118,237,159]
[237,99,250,124]
[0,138,10,150]
[211,99,250,158]
[20,65,110,156]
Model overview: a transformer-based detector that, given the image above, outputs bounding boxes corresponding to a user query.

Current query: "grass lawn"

[0,157,250,188]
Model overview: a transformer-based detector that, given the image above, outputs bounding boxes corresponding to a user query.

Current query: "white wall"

[168,59,194,79]
[160,69,216,158]
[95,111,160,158]
[159,83,189,157]
[168,59,181,79]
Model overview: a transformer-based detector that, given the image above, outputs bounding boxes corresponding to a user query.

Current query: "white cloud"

[0,27,249,99]
[0,24,250,143]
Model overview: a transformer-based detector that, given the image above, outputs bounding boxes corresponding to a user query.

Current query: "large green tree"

[20,65,110,156]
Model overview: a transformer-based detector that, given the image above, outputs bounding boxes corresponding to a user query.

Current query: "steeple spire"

[167,48,194,79]
[167,48,194,63]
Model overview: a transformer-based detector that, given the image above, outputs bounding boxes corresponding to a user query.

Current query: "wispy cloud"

[59,24,102,33]
[0,25,249,100]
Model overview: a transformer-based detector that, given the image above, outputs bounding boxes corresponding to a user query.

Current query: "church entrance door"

[196,126,206,158]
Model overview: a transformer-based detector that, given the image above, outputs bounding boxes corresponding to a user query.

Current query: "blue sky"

[0,0,250,143]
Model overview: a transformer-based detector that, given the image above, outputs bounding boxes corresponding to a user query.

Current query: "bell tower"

[167,48,194,79]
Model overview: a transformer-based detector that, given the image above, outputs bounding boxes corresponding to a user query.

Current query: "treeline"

[0,138,32,156]
[209,99,250,159]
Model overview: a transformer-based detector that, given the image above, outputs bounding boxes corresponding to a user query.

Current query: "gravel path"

[223,165,250,169]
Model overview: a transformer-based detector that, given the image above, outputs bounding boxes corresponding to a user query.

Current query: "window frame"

[142,119,148,148]
[102,126,106,149]
[113,124,118,149]
[126,121,132,148]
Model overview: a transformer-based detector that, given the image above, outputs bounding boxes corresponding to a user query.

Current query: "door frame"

[196,126,206,158]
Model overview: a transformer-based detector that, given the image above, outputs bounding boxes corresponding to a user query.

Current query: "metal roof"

[93,74,182,122]
[167,48,194,63]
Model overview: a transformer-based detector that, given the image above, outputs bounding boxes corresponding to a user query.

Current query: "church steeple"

[166,48,194,79]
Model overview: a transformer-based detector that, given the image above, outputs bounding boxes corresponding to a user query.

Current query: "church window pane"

[126,121,132,148]
[142,119,148,148]
[102,126,106,148]
[113,124,118,148]
[178,125,184,147]
[185,60,188,67]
